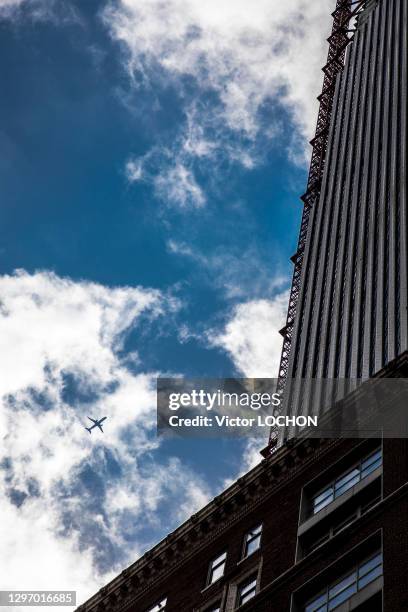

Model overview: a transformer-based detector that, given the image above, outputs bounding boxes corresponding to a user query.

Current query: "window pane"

[244,524,262,557]
[305,551,383,612]
[311,450,382,518]
[238,578,257,606]
[335,478,360,497]
[358,565,383,589]
[361,449,381,471]
[361,454,381,471]
[240,578,257,597]
[359,553,382,578]
[305,591,327,612]
[209,551,227,583]
[210,563,225,583]
[358,552,383,590]
[335,468,360,490]
[328,584,357,610]
[240,589,256,606]
[335,468,360,496]
[246,534,261,556]
[212,551,227,567]
[329,572,356,599]
[361,459,382,479]
[313,488,334,513]
[314,487,334,507]
[314,498,334,514]
[241,591,256,606]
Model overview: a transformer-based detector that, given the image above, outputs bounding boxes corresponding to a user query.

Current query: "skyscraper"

[279,0,406,386]
[78,1,407,610]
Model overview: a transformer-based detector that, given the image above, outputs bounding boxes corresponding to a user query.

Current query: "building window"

[304,552,383,611]
[237,575,257,607]
[208,551,227,585]
[243,524,262,558]
[299,478,382,559]
[311,448,382,515]
[147,597,167,612]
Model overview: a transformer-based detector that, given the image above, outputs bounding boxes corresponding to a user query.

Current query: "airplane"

[85,416,107,434]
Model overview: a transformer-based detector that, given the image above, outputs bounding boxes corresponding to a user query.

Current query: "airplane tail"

[86,427,92,434]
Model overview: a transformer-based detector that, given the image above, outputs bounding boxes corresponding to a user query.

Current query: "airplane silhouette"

[85,416,107,434]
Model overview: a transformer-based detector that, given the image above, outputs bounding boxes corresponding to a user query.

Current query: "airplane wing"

[97,423,104,433]
[87,416,97,424]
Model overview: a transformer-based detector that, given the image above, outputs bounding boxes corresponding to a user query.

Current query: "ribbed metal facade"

[285,0,407,394]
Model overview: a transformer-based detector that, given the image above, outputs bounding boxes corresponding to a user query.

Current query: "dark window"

[237,575,257,607]
[331,510,359,536]
[304,552,383,611]
[303,530,331,556]
[311,448,382,515]
[208,551,227,585]
[147,597,167,612]
[360,492,382,515]
[243,524,262,558]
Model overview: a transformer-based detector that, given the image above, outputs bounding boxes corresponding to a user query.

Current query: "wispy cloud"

[168,239,288,300]
[207,293,288,378]
[127,154,206,209]
[105,0,334,207]
[0,0,80,23]
[0,270,211,608]
[124,104,267,208]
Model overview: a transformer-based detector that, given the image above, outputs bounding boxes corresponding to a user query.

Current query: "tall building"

[77,1,407,610]
[281,0,406,378]
[275,0,407,434]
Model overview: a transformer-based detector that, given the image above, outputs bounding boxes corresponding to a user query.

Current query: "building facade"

[77,0,408,610]
[284,0,407,385]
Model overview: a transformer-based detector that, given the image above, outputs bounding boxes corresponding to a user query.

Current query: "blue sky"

[0,0,333,607]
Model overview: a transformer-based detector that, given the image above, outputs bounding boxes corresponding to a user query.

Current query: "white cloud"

[208,292,289,474]
[209,293,288,378]
[0,270,162,400]
[105,0,333,140]
[105,0,335,206]
[0,499,103,607]
[168,239,287,300]
[154,162,206,208]
[0,270,211,609]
